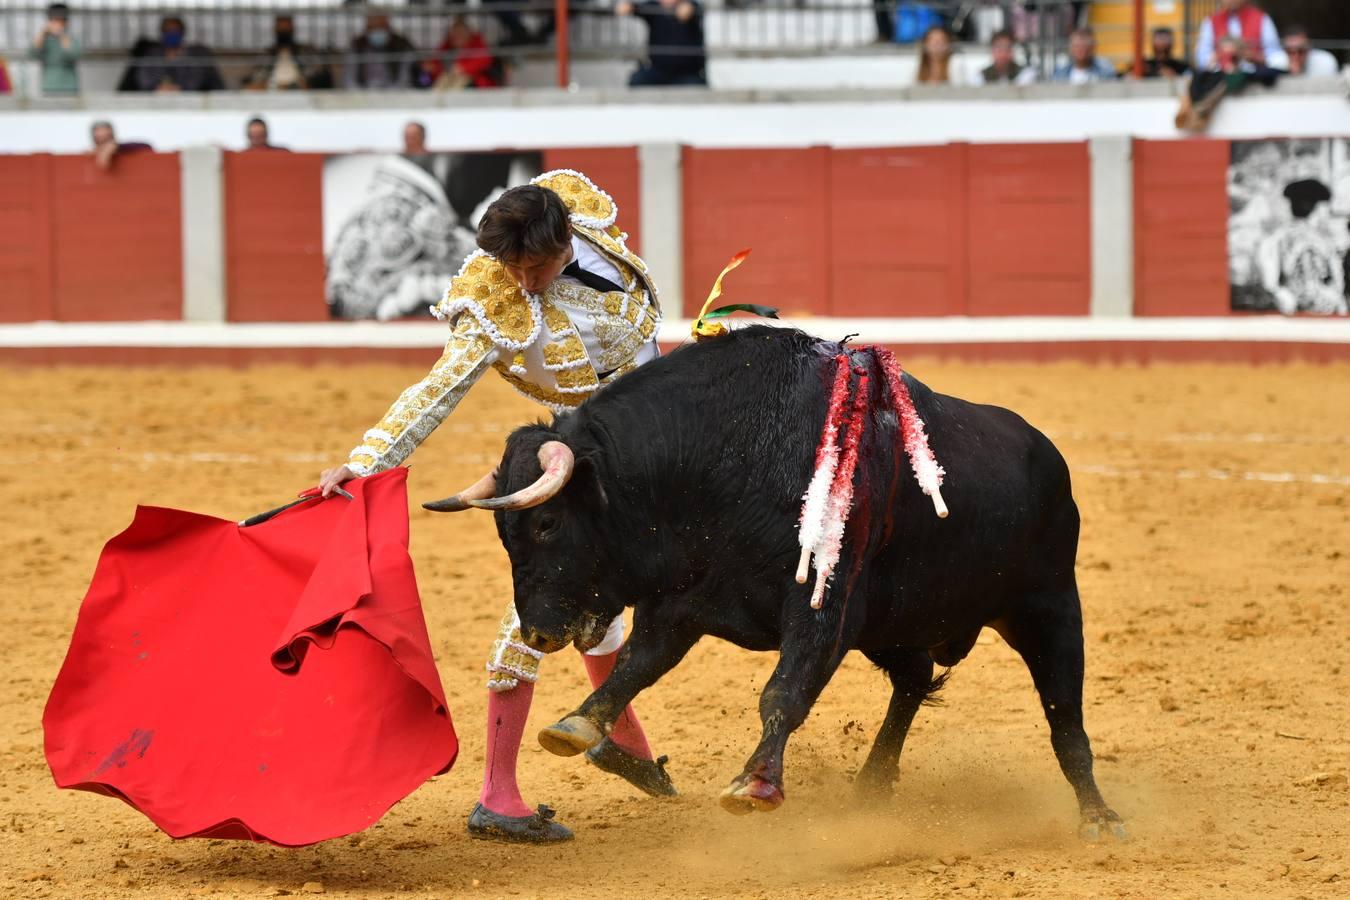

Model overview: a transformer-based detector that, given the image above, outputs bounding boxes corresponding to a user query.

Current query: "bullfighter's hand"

[319,465,356,498]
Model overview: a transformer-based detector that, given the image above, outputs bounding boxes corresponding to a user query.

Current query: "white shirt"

[551,234,659,373]
[1289,48,1341,78]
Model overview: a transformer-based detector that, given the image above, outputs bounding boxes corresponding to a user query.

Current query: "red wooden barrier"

[1,153,181,321]
[0,154,55,321]
[966,142,1091,316]
[50,153,183,321]
[224,152,327,322]
[1133,139,1231,317]
[830,145,969,317]
[682,147,830,316]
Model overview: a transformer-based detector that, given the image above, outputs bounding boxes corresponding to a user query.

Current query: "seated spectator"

[1051,28,1117,84]
[1195,0,1281,70]
[130,17,224,92]
[90,121,152,172]
[616,0,708,88]
[242,15,333,91]
[344,14,416,90]
[30,3,81,95]
[915,25,964,86]
[1280,26,1339,78]
[975,29,1036,86]
[1140,27,1190,79]
[416,17,503,90]
[245,117,287,151]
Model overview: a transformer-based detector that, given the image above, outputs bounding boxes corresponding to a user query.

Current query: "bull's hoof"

[718,776,785,815]
[1079,810,1129,842]
[538,716,605,757]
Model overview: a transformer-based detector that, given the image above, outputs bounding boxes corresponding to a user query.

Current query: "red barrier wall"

[966,143,1091,316]
[682,147,831,316]
[1133,139,1231,317]
[542,147,641,254]
[683,143,1091,317]
[0,155,54,321]
[0,152,182,321]
[224,152,327,322]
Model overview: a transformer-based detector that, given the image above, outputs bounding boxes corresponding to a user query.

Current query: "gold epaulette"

[431,252,542,352]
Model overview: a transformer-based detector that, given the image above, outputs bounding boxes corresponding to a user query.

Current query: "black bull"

[429,326,1124,838]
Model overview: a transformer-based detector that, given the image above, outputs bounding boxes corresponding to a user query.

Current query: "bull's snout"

[520,627,570,655]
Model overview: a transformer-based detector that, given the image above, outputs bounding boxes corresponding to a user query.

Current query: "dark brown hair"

[476,184,571,263]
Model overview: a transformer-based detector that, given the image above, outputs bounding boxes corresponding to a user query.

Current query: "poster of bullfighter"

[322,150,543,320]
[1228,137,1350,316]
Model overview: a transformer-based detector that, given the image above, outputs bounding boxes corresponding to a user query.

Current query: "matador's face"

[503,245,571,296]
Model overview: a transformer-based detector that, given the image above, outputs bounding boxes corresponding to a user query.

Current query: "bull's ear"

[573,454,609,512]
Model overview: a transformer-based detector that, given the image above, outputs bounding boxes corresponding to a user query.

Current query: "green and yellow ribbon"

[690,249,778,340]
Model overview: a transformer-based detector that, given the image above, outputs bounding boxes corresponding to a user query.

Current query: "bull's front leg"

[537,606,699,757]
[721,604,863,815]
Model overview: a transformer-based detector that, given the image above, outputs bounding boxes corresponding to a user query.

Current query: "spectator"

[403,121,429,156]
[1195,0,1281,71]
[417,17,503,90]
[30,3,81,95]
[1051,28,1117,84]
[90,121,152,172]
[915,25,962,86]
[242,15,333,90]
[1175,36,1280,132]
[976,29,1036,86]
[1140,27,1190,79]
[130,17,224,92]
[1280,26,1339,78]
[0,57,10,94]
[344,14,416,90]
[616,0,708,88]
[244,117,287,151]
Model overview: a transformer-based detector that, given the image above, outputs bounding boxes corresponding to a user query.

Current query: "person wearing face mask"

[344,14,417,90]
[243,15,333,90]
[131,16,223,92]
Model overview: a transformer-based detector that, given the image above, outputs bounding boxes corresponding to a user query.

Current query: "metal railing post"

[555,0,570,88]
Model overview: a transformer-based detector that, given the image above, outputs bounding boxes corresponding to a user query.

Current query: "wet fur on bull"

[487,325,1124,837]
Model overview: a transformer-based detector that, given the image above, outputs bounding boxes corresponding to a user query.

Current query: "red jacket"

[1209,5,1268,60]
[425,32,501,88]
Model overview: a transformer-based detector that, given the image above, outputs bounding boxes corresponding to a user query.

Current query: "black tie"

[563,260,624,295]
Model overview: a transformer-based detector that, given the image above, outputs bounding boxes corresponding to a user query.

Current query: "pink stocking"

[582,650,653,761]
[479,682,536,818]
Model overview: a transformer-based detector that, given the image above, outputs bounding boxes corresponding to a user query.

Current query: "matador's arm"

[346,315,499,476]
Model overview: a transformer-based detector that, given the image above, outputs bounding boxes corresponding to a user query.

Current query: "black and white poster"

[323,151,542,320]
[1228,138,1350,316]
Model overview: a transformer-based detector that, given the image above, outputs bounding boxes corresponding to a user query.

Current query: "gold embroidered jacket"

[347,170,661,477]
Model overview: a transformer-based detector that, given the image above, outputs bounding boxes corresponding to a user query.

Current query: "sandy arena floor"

[2,357,1348,899]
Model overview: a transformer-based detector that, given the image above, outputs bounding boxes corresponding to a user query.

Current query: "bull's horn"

[422,467,499,512]
[423,441,575,513]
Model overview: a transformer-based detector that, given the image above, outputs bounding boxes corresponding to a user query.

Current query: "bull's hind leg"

[997,589,1126,841]
[854,648,937,799]
[721,604,865,815]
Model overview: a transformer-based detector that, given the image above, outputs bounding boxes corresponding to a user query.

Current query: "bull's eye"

[533,512,560,542]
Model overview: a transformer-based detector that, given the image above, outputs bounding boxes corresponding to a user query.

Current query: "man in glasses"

[1280,25,1339,78]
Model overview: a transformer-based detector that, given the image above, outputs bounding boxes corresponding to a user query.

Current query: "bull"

[427,326,1125,839]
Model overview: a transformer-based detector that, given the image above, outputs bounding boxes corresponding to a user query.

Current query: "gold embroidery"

[535,171,617,226]
[494,365,592,410]
[444,258,539,347]
[348,318,497,475]
[556,367,600,391]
